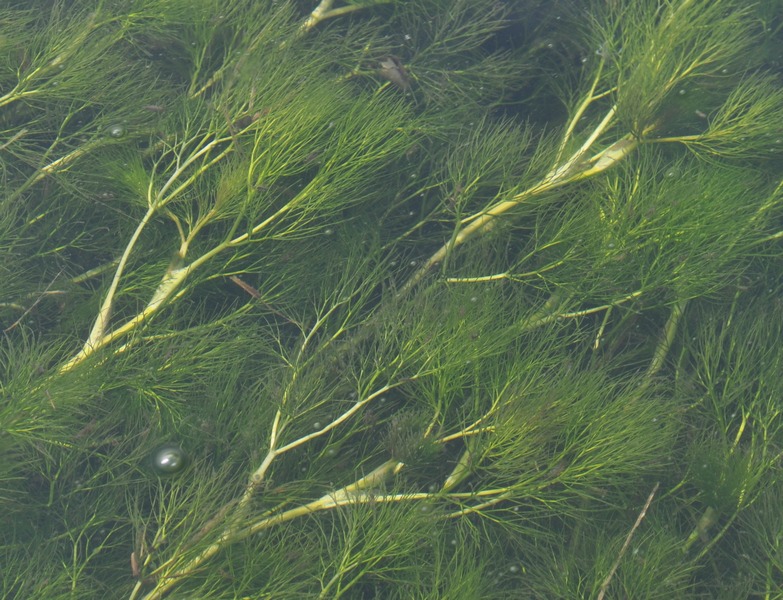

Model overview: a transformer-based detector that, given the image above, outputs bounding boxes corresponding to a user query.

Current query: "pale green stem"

[141,460,401,600]
[299,0,392,35]
[401,106,632,293]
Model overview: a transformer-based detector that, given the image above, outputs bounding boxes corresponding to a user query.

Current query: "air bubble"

[107,124,126,138]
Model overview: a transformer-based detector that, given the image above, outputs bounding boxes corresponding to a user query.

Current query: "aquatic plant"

[2,0,783,598]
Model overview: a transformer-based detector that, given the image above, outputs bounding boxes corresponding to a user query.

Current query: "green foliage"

[2,0,783,598]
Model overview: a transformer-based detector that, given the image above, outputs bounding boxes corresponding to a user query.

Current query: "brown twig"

[597,482,660,600]
[228,275,261,298]
[228,275,301,327]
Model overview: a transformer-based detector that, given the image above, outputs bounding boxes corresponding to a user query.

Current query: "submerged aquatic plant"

[2,0,783,598]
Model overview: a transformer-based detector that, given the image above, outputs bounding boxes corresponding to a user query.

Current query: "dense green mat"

[2,0,783,597]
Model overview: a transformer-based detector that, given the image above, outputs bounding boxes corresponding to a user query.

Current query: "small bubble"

[107,124,126,138]
[678,89,686,95]
[313,422,321,429]
[509,565,519,573]
[324,228,333,235]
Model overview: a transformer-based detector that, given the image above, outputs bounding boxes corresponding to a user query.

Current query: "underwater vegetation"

[3,0,783,597]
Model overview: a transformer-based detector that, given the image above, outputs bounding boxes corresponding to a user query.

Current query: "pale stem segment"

[299,0,393,35]
[139,358,418,599]
[59,134,237,373]
[400,103,638,294]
